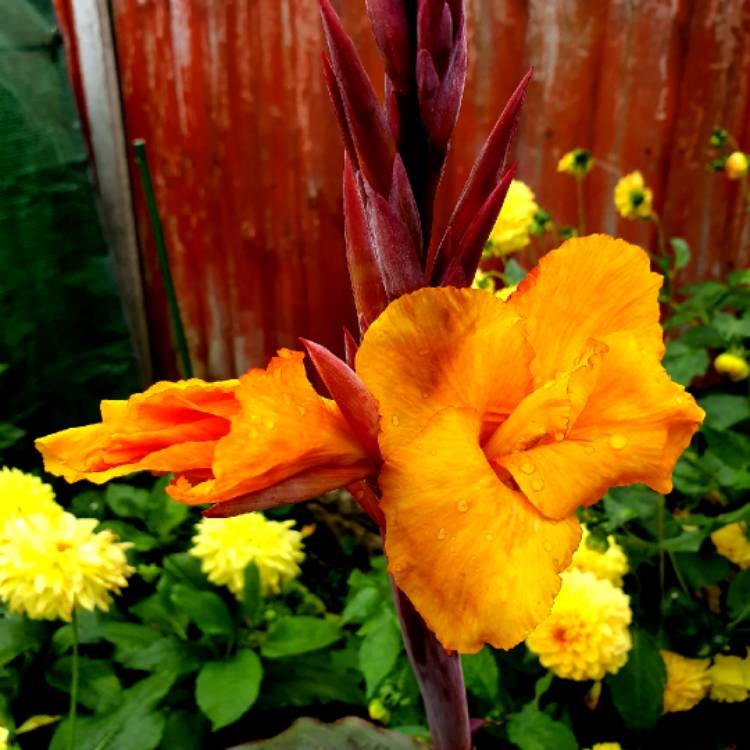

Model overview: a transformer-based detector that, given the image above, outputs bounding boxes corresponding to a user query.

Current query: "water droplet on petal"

[437,527,447,540]
[584,445,595,455]
[485,533,494,542]
[457,499,469,513]
[421,391,429,399]
[521,462,536,475]
[531,478,545,491]
[391,415,400,426]
[543,540,552,552]
[609,433,628,450]
[553,431,565,442]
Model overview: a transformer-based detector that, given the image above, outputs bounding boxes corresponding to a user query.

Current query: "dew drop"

[457,499,469,513]
[437,527,447,540]
[584,445,595,455]
[531,478,545,491]
[391,415,400,426]
[543,540,552,553]
[553,431,565,442]
[485,533,494,542]
[609,433,628,450]
[421,391,429,399]
[521,462,536,474]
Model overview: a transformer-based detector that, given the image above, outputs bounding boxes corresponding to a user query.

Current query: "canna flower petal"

[379,406,580,653]
[356,286,532,458]
[36,379,240,484]
[166,349,374,506]
[510,234,665,381]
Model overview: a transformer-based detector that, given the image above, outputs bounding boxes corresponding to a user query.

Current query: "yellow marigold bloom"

[708,653,750,703]
[614,171,653,220]
[661,650,711,713]
[725,151,748,180]
[714,352,750,382]
[711,522,750,569]
[558,149,593,177]
[568,524,628,586]
[526,570,632,680]
[0,466,61,524]
[0,511,133,621]
[191,513,305,597]
[488,180,539,255]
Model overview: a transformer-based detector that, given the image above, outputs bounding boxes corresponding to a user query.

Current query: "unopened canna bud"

[714,352,750,382]
[725,151,749,180]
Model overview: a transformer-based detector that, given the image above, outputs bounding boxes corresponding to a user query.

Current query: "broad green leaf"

[242,562,263,623]
[117,635,200,676]
[0,423,25,450]
[97,621,161,661]
[258,650,364,708]
[728,569,750,623]
[105,483,151,520]
[607,629,665,730]
[675,551,732,589]
[506,702,578,750]
[46,656,121,713]
[131,591,189,637]
[658,528,706,553]
[712,312,750,341]
[98,520,158,552]
[703,426,750,470]
[161,710,205,750]
[146,477,190,539]
[663,341,708,386]
[195,650,262,730]
[0,615,46,666]
[232,717,423,749]
[358,612,401,696]
[261,616,342,659]
[163,553,211,589]
[602,485,661,529]
[461,646,499,703]
[169,585,234,637]
[342,587,381,625]
[699,394,750,430]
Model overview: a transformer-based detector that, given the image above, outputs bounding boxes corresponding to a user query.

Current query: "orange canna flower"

[37,235,703,654]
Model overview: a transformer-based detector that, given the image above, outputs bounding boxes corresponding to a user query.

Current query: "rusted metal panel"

[58,1,750,378]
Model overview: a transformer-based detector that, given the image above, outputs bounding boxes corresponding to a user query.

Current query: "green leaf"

[663,341,709,386]
[98,520,158,552]
[506,702,578,750]
[169,585,234,637]
[105,483,151,520]
[232,717,423,749]
[146,478,190,539]
[602,485,661,529]
[195,650,263,730]
[97,622,162,661]
[242,562,263,623]
[728,569,750,623]
[358,612,401,696]
[699,393,750,429]
[712,312,750,341]
[503,258,527,285]
[163,553,210,589]
[46,657,121,713]
[342,587,381,625]
[261,616,342,659]
[670,237,690,270]
[461,646,499,703]
[675,551,732,589]
[161,710,206,750]
[117,635,200,676]
[658,528,706,552]
[0,423,25,450]
[607,629,665,730]
[0,615,47,666]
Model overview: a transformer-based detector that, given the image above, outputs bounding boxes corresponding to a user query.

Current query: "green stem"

[68,608,79,750]
[575,176,586,236]
[132,139,193,379]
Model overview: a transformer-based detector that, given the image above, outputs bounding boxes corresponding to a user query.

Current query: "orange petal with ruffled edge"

[491,332,704,520]
[380,407,581,653]
[356,287,532,457]
[510,235,664,381]
[36,379,240,483]
[167,349,374,506]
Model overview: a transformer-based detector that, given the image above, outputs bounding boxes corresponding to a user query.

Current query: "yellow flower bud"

[714,352,750,382]
[558,149,593,177]
[368,699,391,724]
[614,171,653,220]
[725,151,749,180]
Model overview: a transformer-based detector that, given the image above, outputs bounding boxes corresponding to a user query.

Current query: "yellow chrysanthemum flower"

[526,570,632,681]
[708,653,750,703]
[558,149,593,177]
[487,180,539,255]
[585,744,622,750]
[0,511,133,621]
[714,352,750,382]
[725,151,748,180]
[661,650,711,713]
[614,171,653,220]
[0,466,61,524]
[191,513,305,598]
[568,525,629,586]
[711,522,750,569]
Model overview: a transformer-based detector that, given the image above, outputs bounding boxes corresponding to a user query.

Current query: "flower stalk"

[67,607,79,750]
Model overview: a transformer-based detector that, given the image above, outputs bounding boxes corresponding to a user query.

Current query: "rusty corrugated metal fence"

[55,0,750,379]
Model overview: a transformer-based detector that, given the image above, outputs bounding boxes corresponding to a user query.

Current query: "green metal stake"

[132,139,194,379]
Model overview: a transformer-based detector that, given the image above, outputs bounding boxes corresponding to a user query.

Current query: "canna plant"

[36,2,704,748]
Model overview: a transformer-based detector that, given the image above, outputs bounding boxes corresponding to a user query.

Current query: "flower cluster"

[0,467,133,622]
[661,650,711,713]
[487,179,539,255]
[190,513,305,597]
[568,525,628,586]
